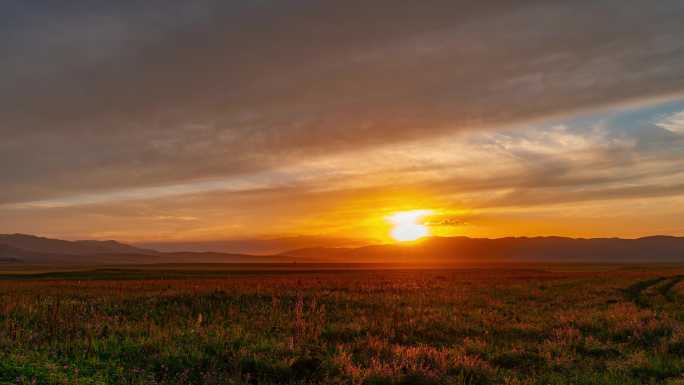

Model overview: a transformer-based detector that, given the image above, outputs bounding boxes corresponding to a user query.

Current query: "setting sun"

[387,210,433,242]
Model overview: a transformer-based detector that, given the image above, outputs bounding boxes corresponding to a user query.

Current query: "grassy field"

[1,266,684,384]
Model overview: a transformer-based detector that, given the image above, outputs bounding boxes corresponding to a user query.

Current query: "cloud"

[425,216,468,228]
[656,110,684,133]
[3,99,684,241]
[2,1,684,241]
[1,1,684,206]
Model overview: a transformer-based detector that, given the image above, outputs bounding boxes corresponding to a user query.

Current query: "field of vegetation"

[1,266,684,384]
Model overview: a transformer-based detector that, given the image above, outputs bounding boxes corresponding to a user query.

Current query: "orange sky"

[3,97,683,244]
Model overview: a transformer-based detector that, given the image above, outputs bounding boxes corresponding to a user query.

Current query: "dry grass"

[1,267,683,384]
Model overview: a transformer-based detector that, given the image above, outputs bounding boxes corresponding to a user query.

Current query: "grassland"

[1,266,684,384]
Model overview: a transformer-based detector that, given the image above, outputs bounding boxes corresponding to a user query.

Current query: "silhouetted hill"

[5,234,684,265]
[158,252,307,264]
[282,236,684,263]
[279,246,354,259]
[137,236,369,255]
[0,234,307,265]
[0,245,23,263]
[0,234,157,256]
[0,243,57,263]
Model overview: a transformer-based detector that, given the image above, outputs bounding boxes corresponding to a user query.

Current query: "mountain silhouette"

[0,234,157,256]
[2,234,683,265]
[138,236,367,255]
[282,236,684,263]
[0,234,304,264]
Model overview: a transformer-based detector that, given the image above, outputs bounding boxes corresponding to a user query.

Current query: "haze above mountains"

[1,233,683,265]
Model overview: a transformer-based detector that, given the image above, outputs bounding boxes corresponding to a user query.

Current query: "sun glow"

[388,210,433,242]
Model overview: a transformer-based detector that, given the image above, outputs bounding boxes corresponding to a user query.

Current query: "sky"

[1,1,684,246]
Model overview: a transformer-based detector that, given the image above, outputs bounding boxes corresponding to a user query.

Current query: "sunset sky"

[2,1,684,246]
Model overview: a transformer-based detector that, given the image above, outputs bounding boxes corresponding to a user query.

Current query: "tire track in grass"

[622,275,684,384]
[621,275,684,383]
[623,277,667,308]
[657,275,684,302]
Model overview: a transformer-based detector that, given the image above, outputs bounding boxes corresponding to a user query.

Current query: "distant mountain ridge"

[0,243,59,262]
[0,234,304,265]
[0,244,24,263]
[2,234,683,265]
[0,234,157,256]
[137,236,369,255]
[282,235,684,263]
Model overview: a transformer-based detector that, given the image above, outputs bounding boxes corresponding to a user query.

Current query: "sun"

[387,210,433,242]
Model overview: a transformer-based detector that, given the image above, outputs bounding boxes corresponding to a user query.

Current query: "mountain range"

[137,236,368,255]
[282,236,684,263]
[0,234,301,264]
[1,233,683,265]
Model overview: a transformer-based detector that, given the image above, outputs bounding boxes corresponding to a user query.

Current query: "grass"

[1,266,684,384]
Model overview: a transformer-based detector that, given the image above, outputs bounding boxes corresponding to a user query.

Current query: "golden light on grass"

[387,209,433,242]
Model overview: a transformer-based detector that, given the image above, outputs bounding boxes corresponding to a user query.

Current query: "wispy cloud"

[656,110,684,133]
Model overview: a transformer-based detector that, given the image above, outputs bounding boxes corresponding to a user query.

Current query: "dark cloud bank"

[2,1,684,206]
